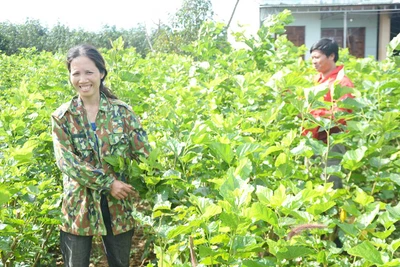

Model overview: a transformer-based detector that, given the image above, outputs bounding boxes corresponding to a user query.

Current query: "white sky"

[0,0,260,33]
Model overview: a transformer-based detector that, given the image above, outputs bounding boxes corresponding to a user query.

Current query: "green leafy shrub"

[0,11,399,266]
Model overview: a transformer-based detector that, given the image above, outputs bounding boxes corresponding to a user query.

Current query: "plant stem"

[346,171,352,188]
[3,237,18,266]
[189,236,197,267]
[371,181,377,195]
[33,224,55,266]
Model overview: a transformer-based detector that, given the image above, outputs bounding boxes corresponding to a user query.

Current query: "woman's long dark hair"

[66,44,118,99]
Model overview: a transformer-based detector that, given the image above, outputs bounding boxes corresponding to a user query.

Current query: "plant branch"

[189,236,197,267]
[287,223,327,240]
[33,224,55,266]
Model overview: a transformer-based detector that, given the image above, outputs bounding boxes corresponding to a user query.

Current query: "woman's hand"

[110,180,134,200]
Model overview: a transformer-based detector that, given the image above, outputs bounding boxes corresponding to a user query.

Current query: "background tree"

[0,0,215,56]
[0,31,10,53]
[152,0,214,54]
[0,19,47,55]
[120,24,149,57]
[42,23,73,53]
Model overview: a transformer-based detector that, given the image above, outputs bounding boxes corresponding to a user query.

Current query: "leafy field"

[1,11,400,266]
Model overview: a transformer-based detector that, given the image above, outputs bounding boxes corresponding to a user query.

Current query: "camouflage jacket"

[51,93,150,236]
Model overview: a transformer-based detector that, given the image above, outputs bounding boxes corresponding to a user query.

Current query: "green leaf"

[342,201,362,217]
[346,120,370,133]
[242,127,264,133]
[276,246,314,260]
[162,169,181,180]
[357,203,379,228]
[119,71,141,82]
[333,84,354,100]
[255,186,273,206]
[388,238,400,254]
[0,224,18,233]
[152,194,172,218]
[128,159,143,177]
[189,195,222,220]
[389,173,400,186]
[266,239,279,256]
[0,236,13,252]
[377,211,398,228]
[306,201,336,216]
[337,223,359,237]
[167,224,192,239]
[250,202,278,226]
[281,130,297,147]
[387,33,400,57]
[316,250,327,265]
[383,259,400,267]
[210,113,224,128]
[275,152,287,167]
[262,146,282,157]
[27,185,39,195]
[166,138,184,156]
[0,187,11,205]
[342,146,367,171]
[347,241,384,265]
[371,225,395,239]
[220,211,239,230]
[232,235,259,252]
[209,234,230,244]
[236,143,260,159]
[103,155,122,171]
[242,259,277,267]
[219,169,241,200]
[234,157,252,180]
[290,140,313,157]
[199,245,218,258]
[386,202,400,219]
[369,157,391,169]
[354,187,374,206]
[270,184,287,208]
[11,139,39,165]
[201,203,222,220]
[209,142,234,164]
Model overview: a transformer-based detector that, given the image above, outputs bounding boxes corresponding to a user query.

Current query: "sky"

[0,0,260,33]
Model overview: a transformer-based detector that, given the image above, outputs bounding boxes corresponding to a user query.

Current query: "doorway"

[321,27,366,58]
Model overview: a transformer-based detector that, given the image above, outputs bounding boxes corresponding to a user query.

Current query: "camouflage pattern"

[51,93,150,236]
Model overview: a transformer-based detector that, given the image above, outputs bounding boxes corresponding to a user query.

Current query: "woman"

[51,44,150,266]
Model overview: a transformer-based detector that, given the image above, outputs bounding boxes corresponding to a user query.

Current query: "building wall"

[287,14,321,59]
[318,12,378,58]
[261,10,379,59]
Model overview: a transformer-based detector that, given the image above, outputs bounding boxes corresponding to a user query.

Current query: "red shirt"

[302,65,354,142]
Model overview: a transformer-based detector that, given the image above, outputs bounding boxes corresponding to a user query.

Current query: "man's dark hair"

[310,38,339,62]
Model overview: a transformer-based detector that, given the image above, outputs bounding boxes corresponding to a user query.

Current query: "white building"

[260,0,400,60]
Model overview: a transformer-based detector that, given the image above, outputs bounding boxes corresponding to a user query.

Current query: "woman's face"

[69,56,104,100]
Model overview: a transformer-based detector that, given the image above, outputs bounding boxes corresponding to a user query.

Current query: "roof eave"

[260,3,396,8]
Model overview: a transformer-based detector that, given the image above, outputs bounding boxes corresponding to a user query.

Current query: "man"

[303,38,354,189]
